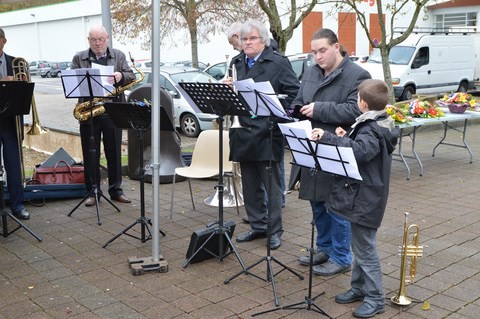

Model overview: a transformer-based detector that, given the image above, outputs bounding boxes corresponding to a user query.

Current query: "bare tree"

[110,0,264,68]
[325,0,434,103]
[259,0,317,53]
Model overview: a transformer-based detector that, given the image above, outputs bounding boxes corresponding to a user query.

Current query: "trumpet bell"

[229,116,243,129]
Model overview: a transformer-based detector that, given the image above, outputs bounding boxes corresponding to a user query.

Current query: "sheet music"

[234,79,290,121]
[316,144,362,180]
[278,121,363,180]
[91,63,115,92]
[61,66,114,98]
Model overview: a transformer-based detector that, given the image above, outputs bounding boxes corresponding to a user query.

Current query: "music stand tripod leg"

[68,109,121,225]
[225,117,304,306]
[252,219,332,318]
[182,117,247,270]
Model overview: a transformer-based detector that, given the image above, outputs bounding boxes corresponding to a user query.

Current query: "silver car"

[127,66,217,137]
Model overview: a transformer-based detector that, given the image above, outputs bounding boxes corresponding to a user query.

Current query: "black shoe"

[13,209,30,220]
[241,216,250,224]
[298,250,329,266]
[353,302,385,318]
[269,233,282,250]
[312,260,351,276]
[335,289,364,304]
[236,229,267,243]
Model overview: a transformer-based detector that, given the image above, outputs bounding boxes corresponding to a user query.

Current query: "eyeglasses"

[89,37,107,43]
[241,36,261,42]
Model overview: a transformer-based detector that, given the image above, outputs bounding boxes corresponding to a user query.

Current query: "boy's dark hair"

[358,79,388,111]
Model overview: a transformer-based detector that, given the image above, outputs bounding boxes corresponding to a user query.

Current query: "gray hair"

[0,28,5,39]
[227,22,243,41]
[240,20,271,46]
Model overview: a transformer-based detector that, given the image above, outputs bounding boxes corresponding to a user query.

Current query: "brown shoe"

[85,196,97,207]
[112,194,131,203]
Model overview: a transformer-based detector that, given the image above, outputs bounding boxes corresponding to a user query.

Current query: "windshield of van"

[367,46,416,65]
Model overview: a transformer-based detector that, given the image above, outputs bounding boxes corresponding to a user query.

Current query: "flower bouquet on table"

[393,98,445,122]
[386,105,411,125]
[436,92,478,114]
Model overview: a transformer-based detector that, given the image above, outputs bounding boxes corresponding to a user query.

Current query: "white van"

[361,32,476,101]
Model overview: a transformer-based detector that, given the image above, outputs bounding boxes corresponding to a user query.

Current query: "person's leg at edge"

[327,208,352,267]
[102,117,124,199]
[311,201,332,256]
[240,161,267,233]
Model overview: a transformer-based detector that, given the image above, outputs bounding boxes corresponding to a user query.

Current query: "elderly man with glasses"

[226,20,300,250]
[71,25,135,207]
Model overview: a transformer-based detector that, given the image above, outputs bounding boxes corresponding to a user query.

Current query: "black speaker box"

[185,221,236,264]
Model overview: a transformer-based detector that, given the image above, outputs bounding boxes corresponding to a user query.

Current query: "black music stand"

[224,85,304,306]
[61,70,120,225]
[101,102,167,248]
[178,82,250,269]
[0,81,42,241]
[252,128,352,318]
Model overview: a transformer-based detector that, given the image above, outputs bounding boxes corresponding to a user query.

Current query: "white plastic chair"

[170,130,239,219]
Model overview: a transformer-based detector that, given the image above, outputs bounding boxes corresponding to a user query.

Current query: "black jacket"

[321,111,398,229]
[229,45,300,162]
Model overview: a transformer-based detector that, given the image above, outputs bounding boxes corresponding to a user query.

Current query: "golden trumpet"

[391,212,423,306]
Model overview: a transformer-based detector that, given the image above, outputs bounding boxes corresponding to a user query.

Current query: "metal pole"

[101,0,112,43]
[151,0,161,262]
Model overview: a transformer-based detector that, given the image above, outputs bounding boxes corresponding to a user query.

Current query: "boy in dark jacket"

[311,79,398,318]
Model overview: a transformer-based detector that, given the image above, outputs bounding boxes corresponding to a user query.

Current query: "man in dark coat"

[291,28,371,275]
[228,20,300,249]
[0,28,30,220]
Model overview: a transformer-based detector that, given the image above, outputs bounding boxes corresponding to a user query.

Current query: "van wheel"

[180,113,200,138]
[400,86,415,101]
[46,72,52,78]
[458,81,468,93]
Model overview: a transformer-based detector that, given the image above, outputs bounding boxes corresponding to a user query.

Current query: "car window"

[170,71,213,84]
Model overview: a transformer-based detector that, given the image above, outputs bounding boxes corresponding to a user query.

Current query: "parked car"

[204,53,313,82]
[41,61,70,78]
[287,53,314,81]
[37,62,52,78]
[126,66,218,137]
[350,55,369,64]
[28,60,48,76]
[204,61,227,80]
[173,60,209,71]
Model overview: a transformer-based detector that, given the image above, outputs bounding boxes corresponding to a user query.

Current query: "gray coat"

[291,55,371,201]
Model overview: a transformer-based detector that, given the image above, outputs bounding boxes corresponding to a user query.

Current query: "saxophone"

[73,54,145,121]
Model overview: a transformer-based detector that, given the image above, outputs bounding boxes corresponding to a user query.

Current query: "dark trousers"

[79,115,123,199]
[0,117,24,213]
[240,160,283,235]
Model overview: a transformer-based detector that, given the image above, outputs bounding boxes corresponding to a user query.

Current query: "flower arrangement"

[437,92,478,113]
[439,92,477,107]
[397,99,444,119]
[386,105,411,124]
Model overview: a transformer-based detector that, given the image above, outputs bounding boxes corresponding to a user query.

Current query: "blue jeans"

[311,201,352,266]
